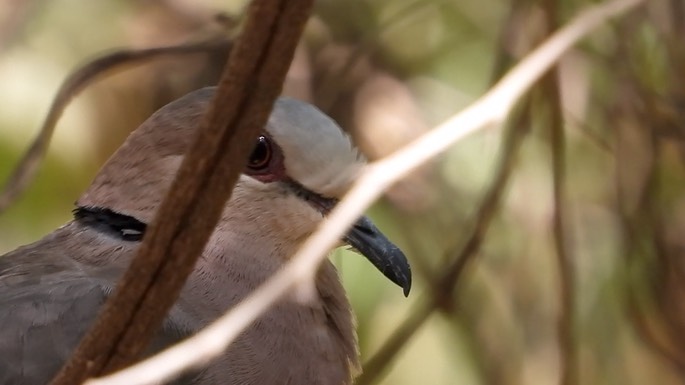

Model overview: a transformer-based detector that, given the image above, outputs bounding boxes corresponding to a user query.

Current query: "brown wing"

[0,246,197,384]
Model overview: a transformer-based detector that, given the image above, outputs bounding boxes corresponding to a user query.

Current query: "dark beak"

[343,216,412,296]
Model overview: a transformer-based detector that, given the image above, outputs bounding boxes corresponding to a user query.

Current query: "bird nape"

[0,86,411,385]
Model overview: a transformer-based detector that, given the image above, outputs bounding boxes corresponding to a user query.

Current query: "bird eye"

[248,135,272,170]
[245,133,285,182]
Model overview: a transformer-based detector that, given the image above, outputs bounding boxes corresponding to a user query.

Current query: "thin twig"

[539,1,577,385]
[357,95,532,385]
[547,65,577,385]
[542,31,576,385]
[49,1,312,384]
[0,38,232,214]
[86,1,646,385]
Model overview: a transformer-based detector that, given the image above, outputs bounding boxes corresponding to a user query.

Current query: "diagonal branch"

[48,1,313,384]
[85,1,646,385]
[357,94,532,385]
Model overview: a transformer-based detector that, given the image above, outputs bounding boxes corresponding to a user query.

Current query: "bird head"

[77,87,411,296]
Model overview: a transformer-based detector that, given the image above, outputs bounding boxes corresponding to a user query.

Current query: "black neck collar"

[73,206,147,241]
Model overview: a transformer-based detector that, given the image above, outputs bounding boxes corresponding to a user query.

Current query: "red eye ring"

[245,133,285,183]
[248,135,272,171]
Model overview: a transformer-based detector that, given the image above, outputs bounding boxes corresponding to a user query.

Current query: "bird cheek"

[230,180,323,249]
[272,197,323,242]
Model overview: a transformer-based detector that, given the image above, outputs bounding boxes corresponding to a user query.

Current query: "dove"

[0,87,411,385]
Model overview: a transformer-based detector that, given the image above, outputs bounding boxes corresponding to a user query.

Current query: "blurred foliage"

[1,0,684,384]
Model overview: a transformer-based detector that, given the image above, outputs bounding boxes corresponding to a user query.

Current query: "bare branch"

[357,92,532,385]
[543,28,576,385]
[537,2,578,385]
[49,1,312,384]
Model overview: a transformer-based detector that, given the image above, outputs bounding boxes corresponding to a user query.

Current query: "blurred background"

[0,0,684,384]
